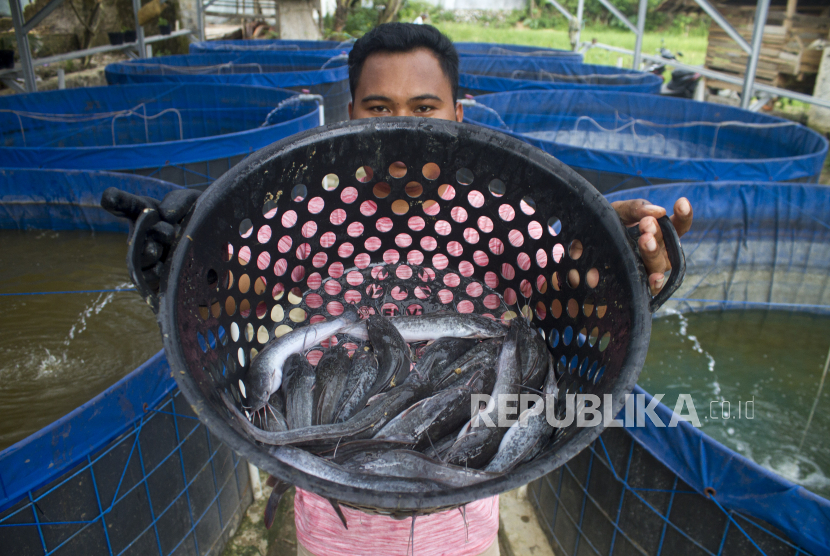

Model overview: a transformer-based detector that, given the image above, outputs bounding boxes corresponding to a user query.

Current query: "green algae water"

[640,310,830,499]
[0,230,161,451]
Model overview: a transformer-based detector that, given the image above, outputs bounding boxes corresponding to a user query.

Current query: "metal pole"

[8,0,36,92]
[693,0,751,54]
[547,0,573,21]
[741,0,771,110]
[131,0,146,59]
[197,0,206,42]
[596,0,637,34]
[587,41,830,110]
[575,0,584,51]
[632,0,648,70]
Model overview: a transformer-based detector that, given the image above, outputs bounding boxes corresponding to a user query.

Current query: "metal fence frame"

[4,0,196,93]
[555,0,829,112]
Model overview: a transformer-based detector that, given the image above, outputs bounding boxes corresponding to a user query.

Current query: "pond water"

[640,310,830,499]
[0,230,161,451]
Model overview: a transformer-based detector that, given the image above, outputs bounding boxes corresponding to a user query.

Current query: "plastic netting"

[464,91,828,191]
[454,42,583,62]
[0,353,253,556]
[459,56,662,94]
[105,52,351,123]
[0,83,320,189]
[528,182,830,556]
[189,39,353,55]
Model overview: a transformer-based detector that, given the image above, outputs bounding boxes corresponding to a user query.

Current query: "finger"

[649,272,666,295]
[640,215,666,251]
[669,197,693,237]
[611,199,666,226]
[159,189,201,224]
[101,187,158,220]
[638,232,669,277]
[148,221,176,247]
[140,239,162,268]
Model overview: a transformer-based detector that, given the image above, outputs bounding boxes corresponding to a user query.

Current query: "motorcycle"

[645,45,701,99]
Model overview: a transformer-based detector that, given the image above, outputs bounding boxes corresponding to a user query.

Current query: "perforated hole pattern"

[166,119,651,508]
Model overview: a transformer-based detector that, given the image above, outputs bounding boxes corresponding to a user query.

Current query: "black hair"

[348,23,459,102]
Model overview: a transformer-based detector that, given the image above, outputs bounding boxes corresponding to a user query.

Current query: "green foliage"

[436,21,709,70]
[64,60,76,73]
[324,0,711,42]
[521,2,567,30]
[158,17,168,26]
[516,0,710,34]
[398,1,456,24]
[323,5,379,38]
[345,6,380,37]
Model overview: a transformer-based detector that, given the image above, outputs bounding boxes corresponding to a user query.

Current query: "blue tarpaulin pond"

[465,90,828,191]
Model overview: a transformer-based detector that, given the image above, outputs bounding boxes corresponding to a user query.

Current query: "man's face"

[349,47,462,122]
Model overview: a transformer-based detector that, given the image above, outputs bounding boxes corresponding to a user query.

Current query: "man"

[292,22,693,556]
[347,23,691,295]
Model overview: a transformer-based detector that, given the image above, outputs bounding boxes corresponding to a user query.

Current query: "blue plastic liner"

[0,168,181,232]
[0,83,319,188]
[105,52,351,122]
[464,91,829,190]
[0,351,175,512]
[189,39,352,55]
[0,170,252,556]
[613,181,830,316]
[455,41,583,61]
[604,182,830,556]
[460,56,661,94]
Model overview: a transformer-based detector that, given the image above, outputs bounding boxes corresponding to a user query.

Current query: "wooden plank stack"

[705,4,829,93]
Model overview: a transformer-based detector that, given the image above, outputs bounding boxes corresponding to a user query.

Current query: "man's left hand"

[610,197,693,295]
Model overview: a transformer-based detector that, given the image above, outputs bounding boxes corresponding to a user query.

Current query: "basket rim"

[159,117,653,512]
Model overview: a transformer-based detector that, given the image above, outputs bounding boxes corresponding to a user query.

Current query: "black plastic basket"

[132,118,684,513]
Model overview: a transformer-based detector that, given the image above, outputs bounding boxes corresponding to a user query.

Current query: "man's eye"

[369,105,390,113]
[414,105,435,113]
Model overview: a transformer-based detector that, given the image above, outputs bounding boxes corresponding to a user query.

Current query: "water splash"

[64,282,129,345]
[663,308,719,395]
[36,348,70,379]
[761,450,830,492]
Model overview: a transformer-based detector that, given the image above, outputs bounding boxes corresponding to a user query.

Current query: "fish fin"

[263,481,290,530]
[327,498,349,529]
[407,515,417,556]
[424,432,448,465]
[517,383,544,395]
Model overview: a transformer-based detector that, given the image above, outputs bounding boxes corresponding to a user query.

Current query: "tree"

[377,0,404,25]
[333,0,352,33]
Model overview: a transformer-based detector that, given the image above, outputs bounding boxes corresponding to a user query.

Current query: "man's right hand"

[101,187,201,295]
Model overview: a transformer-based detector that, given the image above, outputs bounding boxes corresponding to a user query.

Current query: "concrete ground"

[221,470,557,556]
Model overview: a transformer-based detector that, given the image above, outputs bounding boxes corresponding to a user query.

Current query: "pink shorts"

[294,488,500,556]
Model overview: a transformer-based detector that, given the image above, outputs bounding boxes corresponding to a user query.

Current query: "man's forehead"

[355,48,453,101]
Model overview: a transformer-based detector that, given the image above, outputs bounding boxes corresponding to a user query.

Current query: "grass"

[436,22,708,71]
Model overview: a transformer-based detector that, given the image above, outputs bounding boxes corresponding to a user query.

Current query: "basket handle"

[127,208,161,314]
[627,215,686,313]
